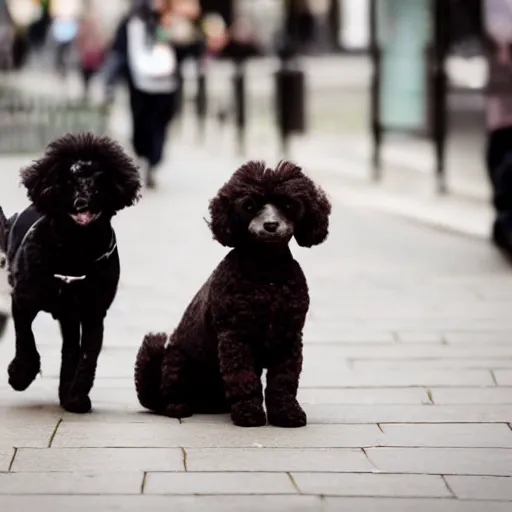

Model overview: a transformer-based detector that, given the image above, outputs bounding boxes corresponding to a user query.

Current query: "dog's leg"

[61,316,104,414]
[160,344,193,419]
[265,335,307,428]
[218,332,266,427]
[58,316,81,406]
[8,302,40,391]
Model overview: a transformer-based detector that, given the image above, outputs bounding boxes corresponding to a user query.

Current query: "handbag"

[127,17,177,80]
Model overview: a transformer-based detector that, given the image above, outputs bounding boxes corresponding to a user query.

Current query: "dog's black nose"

[73,197,89,212]
[263,222,279,233]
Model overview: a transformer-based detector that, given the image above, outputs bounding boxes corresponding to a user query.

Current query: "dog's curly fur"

[0,133,140,413]
[135,161,331,427]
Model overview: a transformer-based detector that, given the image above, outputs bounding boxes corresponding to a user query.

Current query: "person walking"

[104,0,202,189]
[76,0,106,102]
[50,0,81,78]
[485,0,512,258]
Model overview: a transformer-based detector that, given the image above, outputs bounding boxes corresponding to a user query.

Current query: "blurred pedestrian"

[50,0,81,78]
[104,0,202,188]
[27,0,51,52]
[484,0,512,258]
[76,0,106,102]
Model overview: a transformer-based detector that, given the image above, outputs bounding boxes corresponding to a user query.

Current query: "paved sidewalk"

[0,130,512,511]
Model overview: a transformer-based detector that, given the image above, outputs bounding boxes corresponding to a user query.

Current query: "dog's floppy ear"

[208,191,236,247]
[96,136,141,213]
[20,152,63,214]
[288,165,331,248]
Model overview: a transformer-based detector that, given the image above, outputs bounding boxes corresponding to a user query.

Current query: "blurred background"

[0,0,492,203]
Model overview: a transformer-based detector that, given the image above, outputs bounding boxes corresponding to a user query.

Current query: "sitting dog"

[135,161,331,427]
[0,133,140,413]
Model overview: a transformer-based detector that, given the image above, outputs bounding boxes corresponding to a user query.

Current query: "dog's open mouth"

[70,212,100,226]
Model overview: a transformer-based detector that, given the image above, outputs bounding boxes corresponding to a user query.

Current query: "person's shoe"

[492,213,512,259]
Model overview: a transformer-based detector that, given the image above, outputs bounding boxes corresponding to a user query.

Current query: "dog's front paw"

[8,355,41,391]
[61,394,92,414]
[267,399,307,428]
[163,403,193,419]
[231,398,267,427]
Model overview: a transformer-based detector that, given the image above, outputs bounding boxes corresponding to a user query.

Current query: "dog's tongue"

[74,212,94,225]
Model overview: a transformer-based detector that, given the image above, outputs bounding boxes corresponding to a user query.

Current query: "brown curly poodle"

[135,161,331,427]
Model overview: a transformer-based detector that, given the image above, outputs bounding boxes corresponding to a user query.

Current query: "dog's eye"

[241,198,257,213]
[281,199,298,212]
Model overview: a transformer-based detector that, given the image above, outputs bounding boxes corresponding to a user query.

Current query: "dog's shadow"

[2,396,232,424]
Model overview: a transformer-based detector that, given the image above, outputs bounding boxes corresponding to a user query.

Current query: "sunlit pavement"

[0,75,512,511]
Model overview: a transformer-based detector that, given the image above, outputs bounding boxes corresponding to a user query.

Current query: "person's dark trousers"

[81,67,95,102]
[129,86,176,186]
[55,42,72,77]
[487,126,512,256]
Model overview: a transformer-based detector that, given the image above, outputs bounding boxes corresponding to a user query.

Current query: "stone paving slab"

[494,371,512,385]
[378,423,512,448]
[445,475,512,500]
[290,472,450,498]
[12,448,184,473]
[322,498,512,512]
[0,495,324,512]
[184,448,374,473]
[365,448,512,476]
[0,423,56,449]
[0,472,143,495]
[431,387,512,404]
[144,472,298,495]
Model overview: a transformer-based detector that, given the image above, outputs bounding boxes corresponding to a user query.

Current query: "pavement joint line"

[48,419,63,448]
[286,472,302,494]
[441,475,457,498]
[140,472,147,494]
[181,447,188,472]
[360,448,380,472]
[7,448,17,472]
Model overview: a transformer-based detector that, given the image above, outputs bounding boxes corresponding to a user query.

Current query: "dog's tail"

[134,332,167,412]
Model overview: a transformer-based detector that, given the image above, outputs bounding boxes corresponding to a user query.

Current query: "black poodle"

[0,133,140,413]
[135,161,331,427]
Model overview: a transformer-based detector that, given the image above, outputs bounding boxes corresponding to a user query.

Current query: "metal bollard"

[233,58,246,155]
[195,57,208,143]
